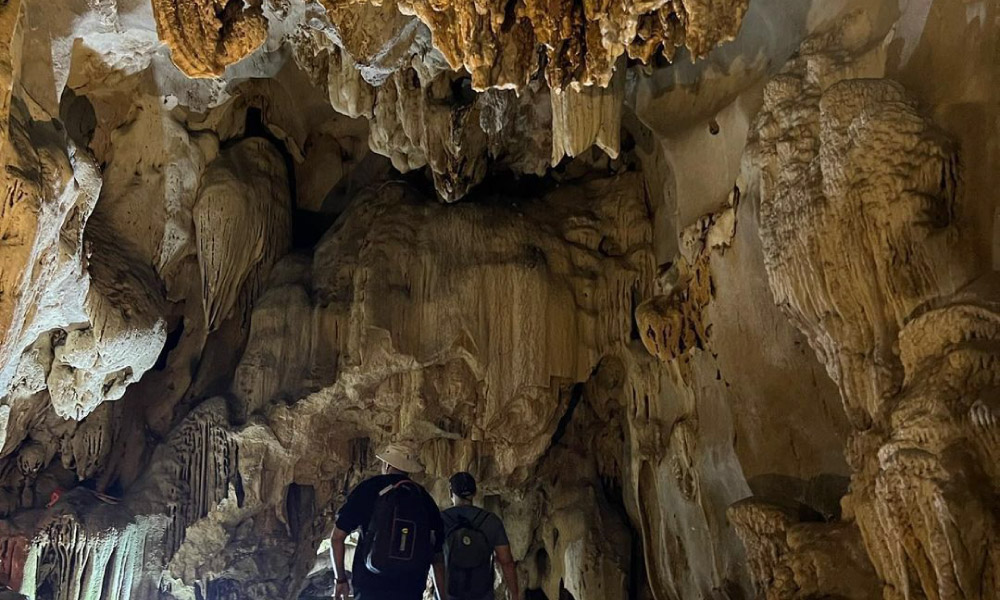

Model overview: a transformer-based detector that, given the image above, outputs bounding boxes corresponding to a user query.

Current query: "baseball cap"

[449,472,477,498]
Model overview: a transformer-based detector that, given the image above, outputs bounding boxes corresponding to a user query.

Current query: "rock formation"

[346,0,751,91]
[1,0,999,599]
[735,8,999,600]
[193,137,292,331]
[153,0,268,78]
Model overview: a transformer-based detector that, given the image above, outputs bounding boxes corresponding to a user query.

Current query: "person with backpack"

[330,443,447,600]
[442,472,521,600]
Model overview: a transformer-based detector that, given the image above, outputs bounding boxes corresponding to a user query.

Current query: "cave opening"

[558,579,576,600]
[548,383,585,449]
[58,87,96,149]
[154,318,185,372]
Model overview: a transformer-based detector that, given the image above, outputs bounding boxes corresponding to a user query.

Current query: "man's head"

[449,471,477,505]
[375,442,424,475]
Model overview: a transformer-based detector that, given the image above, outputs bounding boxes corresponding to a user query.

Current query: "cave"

[0,0,998,599]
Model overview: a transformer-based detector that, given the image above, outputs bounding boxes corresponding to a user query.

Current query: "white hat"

[376,442,424,474]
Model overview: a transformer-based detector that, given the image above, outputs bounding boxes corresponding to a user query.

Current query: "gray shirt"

[441,505,510,600]
[442,505,510,549]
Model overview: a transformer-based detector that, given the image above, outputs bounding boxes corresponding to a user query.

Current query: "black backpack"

[362,480,435,577]
[445,509,495,599]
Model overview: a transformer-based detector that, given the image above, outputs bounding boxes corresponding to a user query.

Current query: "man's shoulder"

[481,510,505,530]
[349,474,401,497]
[440,505,459,521]
[350,475,380,494]
[443,505,500,522]
[477,510,507,541]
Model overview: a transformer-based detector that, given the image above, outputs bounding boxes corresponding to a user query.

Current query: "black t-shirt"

[335,474,445,596]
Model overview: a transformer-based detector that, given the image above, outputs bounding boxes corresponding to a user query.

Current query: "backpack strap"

[378,479,414,496]
[470,508,491,532]
[449,508,490,530]
[472,509,494,564]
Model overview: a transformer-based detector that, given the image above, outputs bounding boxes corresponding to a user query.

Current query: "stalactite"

[324,0,751,91]
[152,0,268,77]
[128,399,238,563]
[0,1,997,599]
[194,137,292,332]
[17,511,152,600]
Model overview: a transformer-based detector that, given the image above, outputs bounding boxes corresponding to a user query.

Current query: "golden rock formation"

[327,0,751,91]
[728,498,879,600]
[235,174,654,479]
[0,1,998,600]
[153,0,269,77]
[738,13,997,600]
[193,137,292,331]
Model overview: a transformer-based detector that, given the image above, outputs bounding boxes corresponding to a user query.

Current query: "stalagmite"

[741,12,996,600]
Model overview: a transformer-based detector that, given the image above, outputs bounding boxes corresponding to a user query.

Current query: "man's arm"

[331,483,365,600]
[495,545,520,600]
[430,553,447,600]
[330,527,351,600]
[427,494,447,600]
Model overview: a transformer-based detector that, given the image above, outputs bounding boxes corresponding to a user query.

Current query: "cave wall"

[0,0,998,599]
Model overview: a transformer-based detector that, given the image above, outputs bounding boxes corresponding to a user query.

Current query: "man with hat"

[442,472,521,600]
[330,442,447,600]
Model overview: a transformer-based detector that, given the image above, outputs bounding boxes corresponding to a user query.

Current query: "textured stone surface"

[239,174,654,480]
[736,10,1000,600]
[193,137,292,331]
[378,0,751,91]
[1,1,999,599]
[153,0,269,77]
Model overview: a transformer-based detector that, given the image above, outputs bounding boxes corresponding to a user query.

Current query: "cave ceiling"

[1,0,999,599]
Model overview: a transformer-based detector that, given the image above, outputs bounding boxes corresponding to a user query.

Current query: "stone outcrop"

[1,1,1000,600]
[344,0,751,91]
[728,498,879,600]
[193,137,292,331]
[869,302,1000,600]
[153,0,268,78]
[735,12,999,600]
[237,173,653,480]
[751,45,961,429]
[0,87,166,424]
